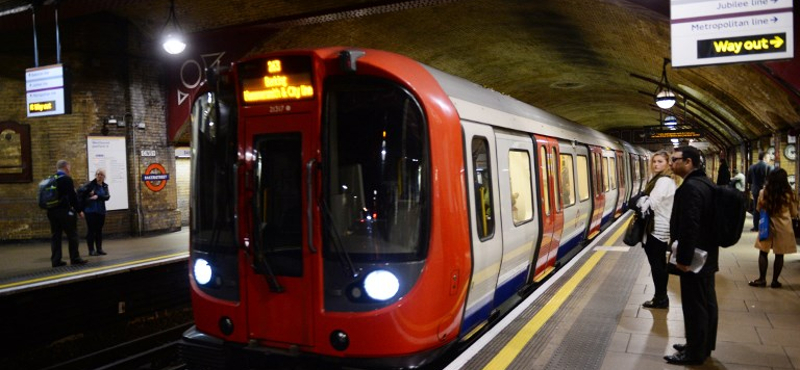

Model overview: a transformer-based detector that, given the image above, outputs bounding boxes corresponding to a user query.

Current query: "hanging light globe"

[663,115,677,126]
[162,33,186,54]
[655,90,676,109]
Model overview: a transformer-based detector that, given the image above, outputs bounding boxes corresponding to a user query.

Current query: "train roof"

[422,64,637,152]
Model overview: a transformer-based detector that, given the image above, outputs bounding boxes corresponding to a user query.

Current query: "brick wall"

[0,14,182,241]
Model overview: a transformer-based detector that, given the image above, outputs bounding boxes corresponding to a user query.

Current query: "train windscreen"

[322,76,430,262]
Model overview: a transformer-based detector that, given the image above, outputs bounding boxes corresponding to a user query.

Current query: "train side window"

[608,156,617,190]
[602,157,610,192]
[576,155,590,202]
[551,147,561,212]
[508,150,533,225]
[539,146,550,216]
[560,154,576,207]
[472,137,495,239]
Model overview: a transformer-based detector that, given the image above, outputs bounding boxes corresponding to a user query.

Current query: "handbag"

[758,209,770,241]
[623,212,646,246]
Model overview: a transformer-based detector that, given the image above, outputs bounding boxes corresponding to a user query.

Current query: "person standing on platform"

[748,152,772,232]
[636,150,679,309]
[748,168,797,288]
[665,146,718,366]
[47,160,88,267]
[716,158,730,186]
[730,168,746,193]
[82,169,110,256]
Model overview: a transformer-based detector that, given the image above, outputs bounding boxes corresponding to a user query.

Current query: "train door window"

[539,146,550,216]
[608,156,617,190]
[560,154,576,207]
[551,147,561,212]
[472,137,495,239]
[576,154,590,202]
[508,150,533,225]
[253,133,303,277]
[602,157,610,192]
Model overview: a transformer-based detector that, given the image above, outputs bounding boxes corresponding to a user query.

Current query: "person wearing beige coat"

[749,168,798,289]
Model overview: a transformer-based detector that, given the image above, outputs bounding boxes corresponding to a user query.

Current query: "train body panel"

[182,47,649,369]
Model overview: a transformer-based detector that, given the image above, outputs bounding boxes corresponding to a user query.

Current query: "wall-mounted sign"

[87,136,129,211]
[141,149,157,157]
[671,0,794,67]
[26,64,72,117]
[142,163,170,192]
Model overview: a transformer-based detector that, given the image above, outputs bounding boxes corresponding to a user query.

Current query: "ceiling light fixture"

[663,115,677,126]
[161,0,186,55]
[654,58,675,109]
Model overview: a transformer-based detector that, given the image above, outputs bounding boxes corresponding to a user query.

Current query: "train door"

[245,114,317,346]
[495,131,538,303]
[533,135,563,282]
[461,121,503,334]
[587,146,604,239]
[614,151,626,216]
[556,141,583,259]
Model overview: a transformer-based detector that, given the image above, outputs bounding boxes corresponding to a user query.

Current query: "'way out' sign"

[671,0,794,67]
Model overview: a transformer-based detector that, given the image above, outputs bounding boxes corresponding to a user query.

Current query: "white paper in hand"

[669,241,707,273]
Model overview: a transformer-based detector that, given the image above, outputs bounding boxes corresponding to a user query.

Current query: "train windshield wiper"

[319,198,358,278]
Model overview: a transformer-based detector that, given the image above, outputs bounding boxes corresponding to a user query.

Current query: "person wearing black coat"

[82,169,111,256]
[716,159,730,186]
[664,146,718,366]
[47,160,88,267]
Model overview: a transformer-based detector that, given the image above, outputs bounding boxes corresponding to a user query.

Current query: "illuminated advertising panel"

[26,64,71,117]
[239,56,314,104]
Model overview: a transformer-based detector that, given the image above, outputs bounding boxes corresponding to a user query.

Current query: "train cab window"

[576,154,590,202]
[608,157,617,190]
[551,147,561,212]
[539,146,550,216]
[508,150,533,225]
[472,137,495,239]
[322,76,429,262]
[559,154,576,207]
[602,157,610,192]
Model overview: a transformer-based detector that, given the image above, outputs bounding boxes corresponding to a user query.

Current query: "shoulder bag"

[758,209,770,241]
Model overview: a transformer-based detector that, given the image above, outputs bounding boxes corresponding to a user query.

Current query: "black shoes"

[89,250,107,256]
[748,279,766,287]
[673,343,686,352]
[664,352,705,365]
[97,250,107,255]
[750,228,758,232]
[52,261,67,268]
[771,281,782,288]
[89,251,98,256]
[642,297,669,309]
[71,259,88,265]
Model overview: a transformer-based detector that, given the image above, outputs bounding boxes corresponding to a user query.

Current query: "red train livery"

[179,47,649,369]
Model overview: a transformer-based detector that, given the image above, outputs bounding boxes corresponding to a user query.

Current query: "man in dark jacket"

[747,152,771,231]
[48,160,88,267]
[665,146,718,366]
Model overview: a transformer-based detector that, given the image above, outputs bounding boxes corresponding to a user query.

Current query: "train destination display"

[240,56,315,104]
[670,0,793,67]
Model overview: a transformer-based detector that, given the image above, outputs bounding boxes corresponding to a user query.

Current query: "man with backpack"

[46,160,88,267]
[664,146,718,366]
[747,152,772,231]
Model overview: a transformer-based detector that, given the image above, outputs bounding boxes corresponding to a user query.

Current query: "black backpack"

[38,175,62,210]
[76,181,92,211]
[706,182,747,247]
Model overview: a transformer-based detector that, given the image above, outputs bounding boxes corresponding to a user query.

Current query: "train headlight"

[363,270,400,301]
[193,258,213,285]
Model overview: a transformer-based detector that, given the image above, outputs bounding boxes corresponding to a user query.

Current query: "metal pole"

[32,5,38,67]
[55,4,61,64]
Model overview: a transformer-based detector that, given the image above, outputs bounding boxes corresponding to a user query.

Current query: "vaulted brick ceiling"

[1,0,798,151]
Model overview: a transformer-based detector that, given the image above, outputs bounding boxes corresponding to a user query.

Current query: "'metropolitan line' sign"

[671,0,794,67]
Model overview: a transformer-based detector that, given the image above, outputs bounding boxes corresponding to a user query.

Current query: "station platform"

[2,216,799,370]
[446,213,800,370]
[0,228,189,295]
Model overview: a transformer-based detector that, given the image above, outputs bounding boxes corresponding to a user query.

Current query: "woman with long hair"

[637,150,681,308]
[749,167,797,288]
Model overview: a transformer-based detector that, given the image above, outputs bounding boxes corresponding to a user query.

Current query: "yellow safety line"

[0,252,188,290]
[482,250,607,370]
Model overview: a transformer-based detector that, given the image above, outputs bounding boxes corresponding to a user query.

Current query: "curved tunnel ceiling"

[1,0,798,151]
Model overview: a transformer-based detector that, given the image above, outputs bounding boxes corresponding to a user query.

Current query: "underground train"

[179,47,650,369]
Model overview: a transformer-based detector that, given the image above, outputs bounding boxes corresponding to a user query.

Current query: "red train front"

[181,48,473,369]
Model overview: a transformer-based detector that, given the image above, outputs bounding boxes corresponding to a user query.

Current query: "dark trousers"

[47,208,80,265]
[751,191,760,230]
[85,212,106,253]
[644,235,668,298]
[679,273,718,360]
